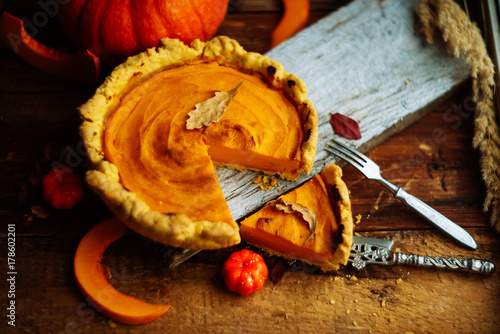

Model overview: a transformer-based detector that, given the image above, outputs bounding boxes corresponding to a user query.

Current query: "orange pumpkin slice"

[0,12,100,84]
[240,164,353,271]
[74,218,170,325]
[79,36,317,250]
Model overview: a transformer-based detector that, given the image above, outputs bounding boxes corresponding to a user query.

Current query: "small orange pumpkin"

[59,0,230,62]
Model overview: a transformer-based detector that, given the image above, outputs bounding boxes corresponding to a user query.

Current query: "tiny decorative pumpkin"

[222,249,268,295]
[42,166,84,209]
[59,0,230,62]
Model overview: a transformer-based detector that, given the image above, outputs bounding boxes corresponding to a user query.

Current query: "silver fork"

[325,139,477,250]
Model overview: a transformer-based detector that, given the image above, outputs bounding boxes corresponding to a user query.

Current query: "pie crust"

[240,164,354,271]
[79,36,318,250]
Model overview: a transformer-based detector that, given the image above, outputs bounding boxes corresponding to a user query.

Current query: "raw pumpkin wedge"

[240,164,354,271]
[79,36,318,251]
[0,12,100,84]
[74,218,170,325]
[271,0,310,48]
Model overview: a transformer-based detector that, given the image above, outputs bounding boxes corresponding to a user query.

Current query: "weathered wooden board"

[216,0,469,221]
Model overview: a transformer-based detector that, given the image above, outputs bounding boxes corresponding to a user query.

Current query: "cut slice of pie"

[79,36,318,250]
[240,164,354,271]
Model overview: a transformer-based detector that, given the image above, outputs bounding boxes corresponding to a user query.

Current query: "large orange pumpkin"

[59,0,229,62]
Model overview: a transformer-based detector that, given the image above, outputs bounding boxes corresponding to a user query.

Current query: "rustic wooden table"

[1,1,499,333]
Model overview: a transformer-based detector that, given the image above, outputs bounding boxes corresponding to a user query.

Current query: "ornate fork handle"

[394,252,496,273]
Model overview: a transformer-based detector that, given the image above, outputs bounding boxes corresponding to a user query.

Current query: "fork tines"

[325,139,367,169]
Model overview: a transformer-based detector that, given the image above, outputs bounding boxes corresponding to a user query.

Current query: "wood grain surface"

[218,0,470,221]
[0,1,499,333]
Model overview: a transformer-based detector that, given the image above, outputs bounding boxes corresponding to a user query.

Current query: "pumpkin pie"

[240,164,353,271]
[79,36,318,250]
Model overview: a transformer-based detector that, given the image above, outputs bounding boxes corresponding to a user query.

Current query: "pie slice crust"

[240,164,354,271]
[79,36,318,250]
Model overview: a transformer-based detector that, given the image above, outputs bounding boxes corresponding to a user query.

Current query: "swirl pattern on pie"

[79,36,318,250]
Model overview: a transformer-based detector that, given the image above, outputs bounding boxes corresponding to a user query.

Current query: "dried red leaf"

[330,113,362,140]
[270,261,286,284]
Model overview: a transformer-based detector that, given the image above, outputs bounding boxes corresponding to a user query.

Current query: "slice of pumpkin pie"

[240,164,354,271]
[79,36,318,250]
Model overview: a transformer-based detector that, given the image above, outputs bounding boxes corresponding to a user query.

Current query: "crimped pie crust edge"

[79,36,318,250]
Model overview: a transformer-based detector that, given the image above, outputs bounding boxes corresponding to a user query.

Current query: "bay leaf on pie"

[186,81,243,130]
[265,198,318,244]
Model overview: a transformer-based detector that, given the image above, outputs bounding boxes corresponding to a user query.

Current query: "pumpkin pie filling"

[79,37,317,250]
[104,62,304,224]
[240,164,354,271]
